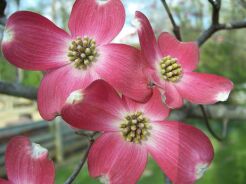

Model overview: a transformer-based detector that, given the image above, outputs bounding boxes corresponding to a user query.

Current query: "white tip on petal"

[31,143,48,159]
[195,163,209,179]
[216,91,230,102]
[66,90,84,105]
[96,0,109,5]
[2,28,14,43]
[99,175,110,184]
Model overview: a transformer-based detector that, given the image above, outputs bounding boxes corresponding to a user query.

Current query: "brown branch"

[160,0,182,41]
[197,20,246,46]
[197,0,246,46]
[199,105,223,141]
[0,0,6,28]
[209,0,221,25]
[0,80,37,100]
[0,0,6,18]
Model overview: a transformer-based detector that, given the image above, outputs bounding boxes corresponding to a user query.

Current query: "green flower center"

[159,56,183,82]
[67,36,98,70]
[120,112,151,144]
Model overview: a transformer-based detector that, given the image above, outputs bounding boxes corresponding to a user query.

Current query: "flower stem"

[160,0,182,41]
[199,105,223,141]
[64,132,97,184]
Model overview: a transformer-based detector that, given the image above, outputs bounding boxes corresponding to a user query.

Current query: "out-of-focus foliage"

[0,54,42,86]
[200,35,246,84]
[0,56,15,82]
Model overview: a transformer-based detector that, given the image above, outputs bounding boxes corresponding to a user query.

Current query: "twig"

[64,133,96,184]
[197,0,221,46]
[75,131,92,138]
[0,80,37,100]
[75,131,99,141]
[197,20,246,46]
[197,0,246,46]
[199,105,223,141]
[209,0,221,25]
[160,0,182,41]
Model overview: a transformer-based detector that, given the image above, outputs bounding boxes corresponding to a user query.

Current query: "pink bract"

[0,136,55,184]
[61,80,214,184]
[2,0,152,120]
[135,11,233,108]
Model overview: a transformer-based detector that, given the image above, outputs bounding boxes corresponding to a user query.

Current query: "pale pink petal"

[88,133,147,184]
[123,88,170,121]
[38,65,99,120]
[164,82,184,108]
[6,136,55,184]
[158,32,199,72]
[0,179,11,184]
[2,11,70,71]
[68,0,125,45]
[146,121,214,184]
[96,44,152,102]
[61,80,126,131]
[175,72,234,104]
[135,11,161,68]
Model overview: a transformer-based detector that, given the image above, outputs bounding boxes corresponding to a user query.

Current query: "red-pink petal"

[158,32,199,72]
[146,121,214,184]
[123,88,170,121]
[96,44,152,102]
[68,0,125,45]
[88,133,147,184]
[61,80,126,131]
[175,72,234,104]
[6,136,55,184]
[164,82,184,108]
[135,11,161,68]
[38,65,99,120]
[2,11,70,71]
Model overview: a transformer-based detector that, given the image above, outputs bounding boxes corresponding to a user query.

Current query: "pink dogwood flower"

[61,80,214,184]
[135,11,233,108]
[2,0,151,120]
[0,136,55,184]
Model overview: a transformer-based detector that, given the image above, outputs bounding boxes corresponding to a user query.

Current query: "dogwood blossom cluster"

[1,0,233,184]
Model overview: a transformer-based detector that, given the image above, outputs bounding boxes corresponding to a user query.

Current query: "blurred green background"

[0,0,246,183]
